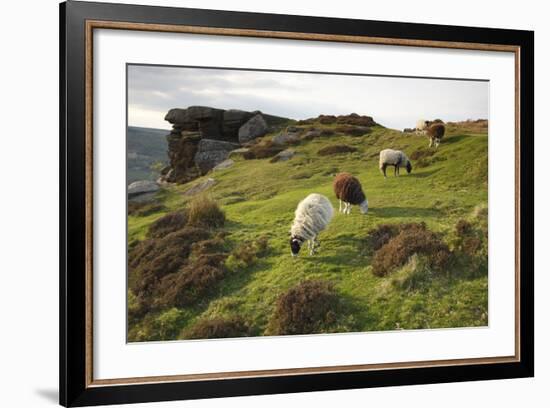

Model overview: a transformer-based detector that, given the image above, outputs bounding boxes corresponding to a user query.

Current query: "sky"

[127,64,489,131]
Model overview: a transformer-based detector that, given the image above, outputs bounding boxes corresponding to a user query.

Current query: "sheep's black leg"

[381,164,387,178]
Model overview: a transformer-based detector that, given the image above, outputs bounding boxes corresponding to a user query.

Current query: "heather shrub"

[320,129,335,137]
[391,254,436,291]
[128,227,211,306]
[334,125,371,136]
[318,115,337,124]
[301,128,335,140]
[266,280,339,335]
[450,216,488,278]
[128,201,165,217]
[366,223,434,253]
[190,233,228,258]
[182,317,250,339]
[318,145,358,156]
[453,218,487,256]
[335,113,376,127]
[225,236,269,272]
[410,149,435,161]
[155,253,228,308]
[187,196,225,229]
[409,149,447,168]
[371,223,450,277]
[243,140,284,159]
[147,211,188,238]
[366,224,400,252]
[314,113,375,126]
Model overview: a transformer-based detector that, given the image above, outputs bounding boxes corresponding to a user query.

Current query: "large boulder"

[222,109,254,138]
[194,139,240,174]
[128,180,160,197]
[238,114,268,144]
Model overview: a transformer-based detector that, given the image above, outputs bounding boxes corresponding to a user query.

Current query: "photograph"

[126,64,489,342]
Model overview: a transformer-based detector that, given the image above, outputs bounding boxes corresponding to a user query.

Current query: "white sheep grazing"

[415,119,428,134]
[290,193,334,256]
[379,149,412,178]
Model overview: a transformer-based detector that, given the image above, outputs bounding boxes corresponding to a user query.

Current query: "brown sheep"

[333,173,368,215]
[427,123,445,148]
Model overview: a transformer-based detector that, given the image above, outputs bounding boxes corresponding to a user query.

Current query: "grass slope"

[128,122,488,340]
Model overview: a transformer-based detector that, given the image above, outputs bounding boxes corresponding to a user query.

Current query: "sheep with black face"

[427,123,445,148]
[290,193,334,257]
[333,172,368,215]
[379,149,412,178]
[415,119,429,135]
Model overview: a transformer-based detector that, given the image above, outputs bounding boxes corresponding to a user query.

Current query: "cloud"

[127,65,488,130]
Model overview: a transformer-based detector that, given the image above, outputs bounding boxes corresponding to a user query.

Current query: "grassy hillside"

[127,121,488,341]
[127,126,168,183]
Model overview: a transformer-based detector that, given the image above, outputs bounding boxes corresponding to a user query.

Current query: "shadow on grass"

[311,246,361,266]
[445,134,468,144]
[409,169,438,178]
[369,206,442,218]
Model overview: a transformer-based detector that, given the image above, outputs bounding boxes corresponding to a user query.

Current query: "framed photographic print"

[59,1,534,406]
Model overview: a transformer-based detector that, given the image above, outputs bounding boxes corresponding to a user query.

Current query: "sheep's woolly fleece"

[416,119,428,130]
[333,173,367,206]
[379,149,410,168]
[290,193,334,241]
[427,123,445,139]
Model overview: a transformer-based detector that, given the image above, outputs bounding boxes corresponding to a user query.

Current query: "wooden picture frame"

[60,1,534,406]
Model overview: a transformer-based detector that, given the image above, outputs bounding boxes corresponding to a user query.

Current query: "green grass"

[128,123,488,340]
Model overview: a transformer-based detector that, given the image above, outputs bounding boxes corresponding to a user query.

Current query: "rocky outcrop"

[165,106,257,142]
[238,114,269,144]
[164,131,202,183]
[161,106,288,184]
[194,139,239,174]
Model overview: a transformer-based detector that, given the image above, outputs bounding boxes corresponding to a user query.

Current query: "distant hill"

[127,126,168,184]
